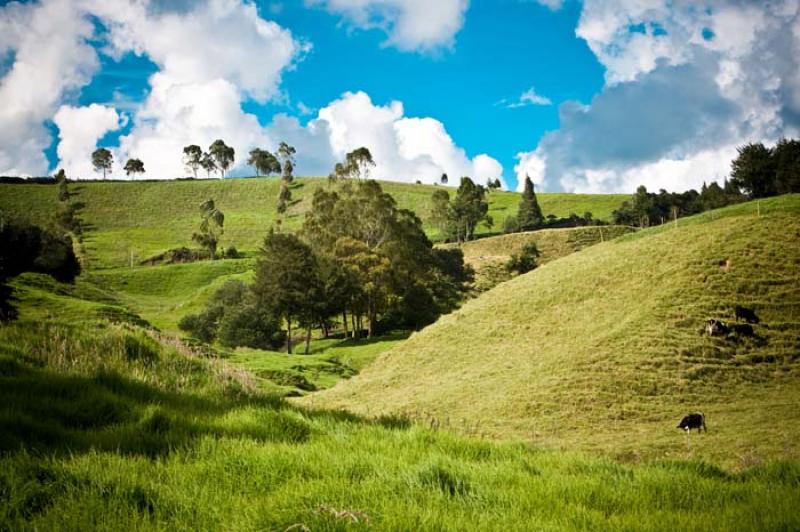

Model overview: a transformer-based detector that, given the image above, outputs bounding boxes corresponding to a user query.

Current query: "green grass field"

[310,194,800,468]
[3,183,799,529]
[0,178,626,268]
[2,320,798,530]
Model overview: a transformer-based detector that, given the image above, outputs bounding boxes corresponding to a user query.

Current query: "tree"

[441,173,448,185]
[506,242,540,275]
[247,148,281,177]
[55,169,69,202]
[183,145,203,178]
[252,230,320,354]
[517,175,544,231]
[277,179,291,214]
[429,189,454,239]
[124,158,145,178]
[91,148,113,179]
[773,138,800,194]
[192,199,224,258]
[209,139,234,178]
[278,142,296,182]
[200,152,217,178]
[330,147,376,181]
[730,142,776,198]
[451,177,492,242]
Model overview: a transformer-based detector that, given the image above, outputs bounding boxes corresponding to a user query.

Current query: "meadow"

[2,320,798,531]
[312,194,800,468]
[0,177,626,268]
[2,180,799,530]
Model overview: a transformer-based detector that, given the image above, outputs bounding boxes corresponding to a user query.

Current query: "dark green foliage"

[329,147,375,180]
[277,142,296,182]
[506,242,540,275]
[429,189,454,238]
[613,185,707,227]
[253,231,321,353]
[208,140,234,178]
[223,245,239,259]
[276,179,291,214]
[503,215,520,234]
[179,280,284,350]
[730,142,776,198]
[773,138,800,194]
[452,177,492,242]
[0,215,81,321]
[182,145,203,178]
[191,199,224,258]
[517,175,544,231]
[123,158,145,178]
[91,148,113,179]
[247,148,281,177]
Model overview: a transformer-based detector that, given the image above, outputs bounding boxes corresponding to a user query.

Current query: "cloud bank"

[516,0,800,193]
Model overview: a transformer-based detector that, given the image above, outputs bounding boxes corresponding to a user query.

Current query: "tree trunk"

[305,326,312,354]
[351,311,357,339]
[342,310,349,338]
[287,316,292,354]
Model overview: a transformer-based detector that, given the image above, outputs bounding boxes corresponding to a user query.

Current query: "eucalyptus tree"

[209,139,234,178]
[91,148,113,179]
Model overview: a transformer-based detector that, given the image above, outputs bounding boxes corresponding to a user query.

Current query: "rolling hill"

[0,178,627,268]
[307,194,800,467]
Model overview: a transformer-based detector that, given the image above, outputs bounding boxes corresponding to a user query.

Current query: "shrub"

[503,215,520,234]
[506,242,540,275]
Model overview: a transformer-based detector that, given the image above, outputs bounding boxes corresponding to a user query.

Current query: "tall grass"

[1,320,798,530]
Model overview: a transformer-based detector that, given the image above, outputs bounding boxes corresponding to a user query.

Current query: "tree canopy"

[209,139,234,178]
[124,158,145,177]
[517,175,544,231]
[91,148,113,179]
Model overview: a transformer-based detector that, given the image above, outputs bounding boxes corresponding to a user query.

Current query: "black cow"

[734,305,759,324]
[677,412,707,433]
[731,323,754,337]
[704,319,729,337]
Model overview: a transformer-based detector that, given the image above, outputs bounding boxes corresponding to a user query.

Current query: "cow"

[731,323,754,337]
[677,412,707,433]
[734,305,760,324]
[704,319,729,337]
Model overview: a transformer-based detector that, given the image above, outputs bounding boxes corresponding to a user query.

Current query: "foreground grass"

[311,195,800,467]
[1,320,798,531]
[0,178,626,268]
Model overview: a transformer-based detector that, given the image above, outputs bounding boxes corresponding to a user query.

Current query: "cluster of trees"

[430,177,493,242]
[183,140,234,179]
[91,148,144,179]
[181,177,472,353]
[0,213,80,321]
[729,139,800,198]
[613,139,800,227]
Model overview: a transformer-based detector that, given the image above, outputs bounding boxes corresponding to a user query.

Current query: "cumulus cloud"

[306,0,470,52]
[0,0,99,176]
[269,91,505,186]
[53,104,125,179]
[517,0,800,193]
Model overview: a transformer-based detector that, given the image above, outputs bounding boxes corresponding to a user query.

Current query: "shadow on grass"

[0,351,411,459]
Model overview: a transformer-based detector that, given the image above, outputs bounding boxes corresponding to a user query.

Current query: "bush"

[503,215,520,234]
[506,242,540,275]
[223,245,240,259]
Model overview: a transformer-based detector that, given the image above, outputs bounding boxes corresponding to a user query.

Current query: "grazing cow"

[704,319,729,337]
[677,412,707,433]
[731,323,754,337]
[734,305,760,324]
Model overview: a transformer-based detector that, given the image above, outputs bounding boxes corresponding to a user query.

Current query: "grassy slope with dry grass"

[308,194,800,468]
[0,178,626,268]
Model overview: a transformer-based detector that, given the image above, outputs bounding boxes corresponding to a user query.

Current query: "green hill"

[308,194,800,467]
[0,178,626,268]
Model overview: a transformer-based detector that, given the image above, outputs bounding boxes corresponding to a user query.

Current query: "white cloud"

[503,87,552,108]
[306,0,470,52]
[514,149,546,191]
[0,0,99,176]
[531,0,563,11]
[268,91,504,186]
[53,104,125,179]
[517,0,800,193]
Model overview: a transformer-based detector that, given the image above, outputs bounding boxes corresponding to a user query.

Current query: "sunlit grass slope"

[309,194,800,467]
[0,178,626,268]
[2,317,799,530]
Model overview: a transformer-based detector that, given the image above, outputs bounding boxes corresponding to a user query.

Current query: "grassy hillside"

[0,178,626,268]
[2,312,799,530]
[441,225,636,290]
[309,194,800,467]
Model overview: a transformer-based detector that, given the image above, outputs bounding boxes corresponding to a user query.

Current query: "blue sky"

[1,0,798,192]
